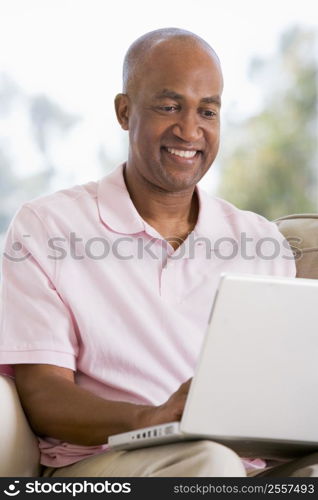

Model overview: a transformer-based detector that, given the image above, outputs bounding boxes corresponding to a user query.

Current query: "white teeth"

[167,148,197,158]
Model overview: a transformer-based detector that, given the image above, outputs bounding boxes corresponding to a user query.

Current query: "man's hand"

[137,378,192,429]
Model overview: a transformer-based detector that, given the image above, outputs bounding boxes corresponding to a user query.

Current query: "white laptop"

[108,273,318,459]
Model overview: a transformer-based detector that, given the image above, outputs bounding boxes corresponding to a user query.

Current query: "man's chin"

[158,165,204,192]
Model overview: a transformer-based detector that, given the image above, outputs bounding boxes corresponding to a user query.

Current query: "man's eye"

[201,109,217,119]
[159,106,178,112]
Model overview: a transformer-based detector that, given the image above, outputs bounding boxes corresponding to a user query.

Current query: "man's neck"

[124,166,199,248]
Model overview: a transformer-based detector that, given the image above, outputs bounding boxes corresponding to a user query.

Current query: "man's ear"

[114,93,130,130]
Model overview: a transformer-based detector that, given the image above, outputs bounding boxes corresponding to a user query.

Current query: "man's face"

[119,41,223,192]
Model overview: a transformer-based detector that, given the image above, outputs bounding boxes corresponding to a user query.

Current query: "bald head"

[123,27,222,96]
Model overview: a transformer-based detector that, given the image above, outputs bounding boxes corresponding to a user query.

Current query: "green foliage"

[218,27,318,220]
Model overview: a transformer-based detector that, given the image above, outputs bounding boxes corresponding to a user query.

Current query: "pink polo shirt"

[0,164,295,471]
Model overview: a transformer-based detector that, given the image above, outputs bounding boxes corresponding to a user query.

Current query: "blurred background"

[0,0,317,255]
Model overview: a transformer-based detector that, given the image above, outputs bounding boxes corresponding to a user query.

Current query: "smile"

[166,147,198,159]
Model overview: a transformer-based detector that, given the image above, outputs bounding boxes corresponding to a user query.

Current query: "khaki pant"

[43,441,318,477]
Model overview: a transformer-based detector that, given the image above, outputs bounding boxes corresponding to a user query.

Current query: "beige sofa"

[0,375,41,476]
[1,213,317,477]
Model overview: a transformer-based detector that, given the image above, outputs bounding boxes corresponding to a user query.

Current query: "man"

[0,28,317,477]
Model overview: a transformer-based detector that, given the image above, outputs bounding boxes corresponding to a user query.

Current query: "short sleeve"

[0,205,79,374]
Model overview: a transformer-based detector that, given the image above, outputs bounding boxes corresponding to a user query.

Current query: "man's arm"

[14,364,190,446]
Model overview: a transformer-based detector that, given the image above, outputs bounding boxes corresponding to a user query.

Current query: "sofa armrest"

[0,374,40,477]
[275,214,318,279]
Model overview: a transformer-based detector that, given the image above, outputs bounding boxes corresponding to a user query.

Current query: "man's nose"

[171,111,202,143]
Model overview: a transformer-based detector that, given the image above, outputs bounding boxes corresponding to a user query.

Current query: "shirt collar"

[194,186,232,241]
[97,164,146,235]
[97,163,230,240]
